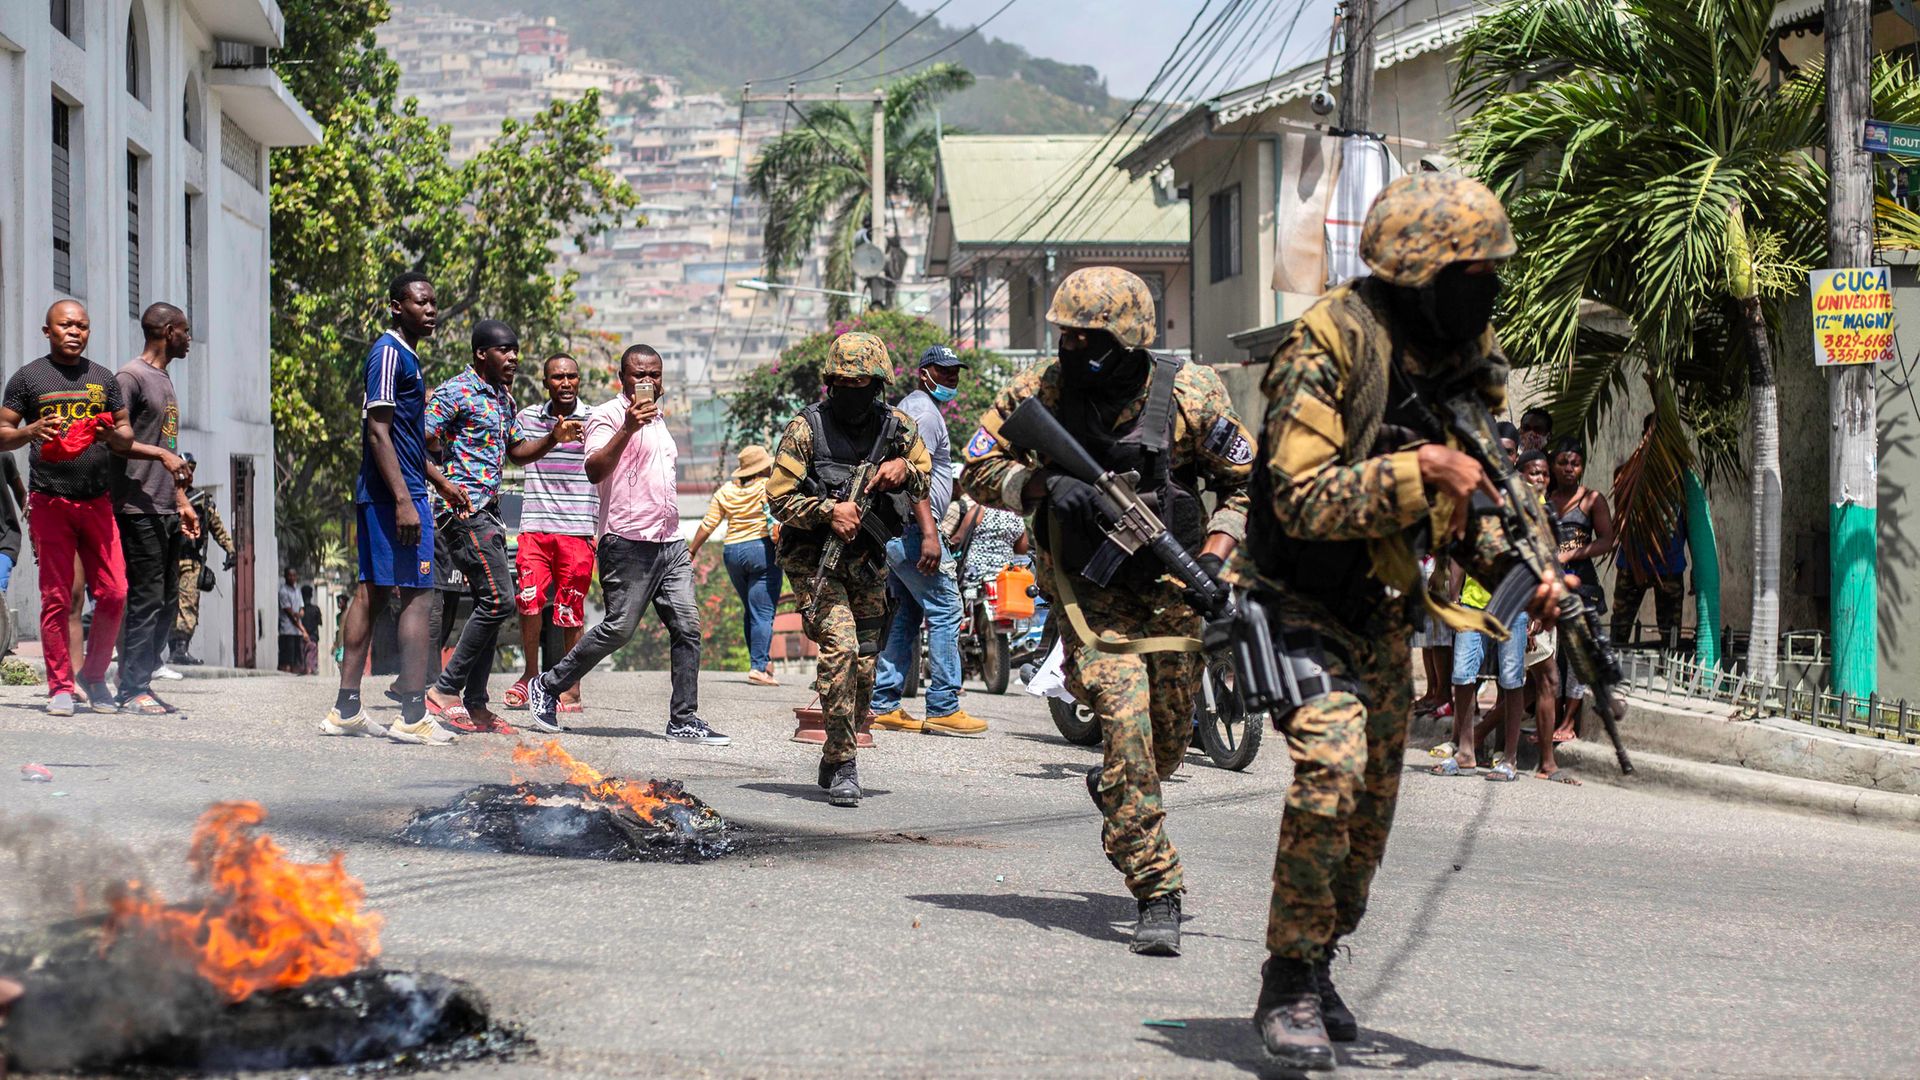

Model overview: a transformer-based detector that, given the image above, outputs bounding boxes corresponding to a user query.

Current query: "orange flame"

[510,740,697,821]
[107,801,382,1002]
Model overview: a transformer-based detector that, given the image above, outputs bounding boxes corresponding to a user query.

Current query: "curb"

[173,666,280,679]
[1556,739,1920,831]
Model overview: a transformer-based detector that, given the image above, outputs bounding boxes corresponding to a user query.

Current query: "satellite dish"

[852,241,887,279]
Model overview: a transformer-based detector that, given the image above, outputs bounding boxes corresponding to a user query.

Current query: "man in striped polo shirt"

[504,354,591,712]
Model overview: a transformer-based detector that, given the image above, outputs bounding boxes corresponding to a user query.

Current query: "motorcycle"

[1028,604,1263,771]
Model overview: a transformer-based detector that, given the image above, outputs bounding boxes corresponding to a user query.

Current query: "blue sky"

[907,0,1344,99]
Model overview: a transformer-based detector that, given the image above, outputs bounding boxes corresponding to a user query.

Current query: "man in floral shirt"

[422,320,576,732]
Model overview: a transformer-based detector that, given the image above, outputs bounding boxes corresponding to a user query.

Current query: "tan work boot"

[923,708,987,738]
[871,707,923,732]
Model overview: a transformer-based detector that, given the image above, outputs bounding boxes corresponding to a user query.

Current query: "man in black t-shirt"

[113,303,202,713]
[0,301,189,716]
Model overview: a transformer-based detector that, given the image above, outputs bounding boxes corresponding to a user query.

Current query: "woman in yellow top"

[690,445,782,685]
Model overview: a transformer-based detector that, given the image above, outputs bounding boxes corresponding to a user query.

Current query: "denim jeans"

[871,525,962,717]
[543,536,701,725]
[0,551,14,593]
[430,506,515,708]
[1451,611,1529,691]
[723,538,782,672]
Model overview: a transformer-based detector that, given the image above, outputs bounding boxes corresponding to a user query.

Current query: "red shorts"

[515,532,596,627]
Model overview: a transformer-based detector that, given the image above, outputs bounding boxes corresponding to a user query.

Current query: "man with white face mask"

[869,345,985,738]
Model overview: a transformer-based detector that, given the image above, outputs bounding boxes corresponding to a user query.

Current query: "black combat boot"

[1315,950,1358,1042]
[1255,956,1336,1072]
[818,758,837,790]
[826,759,862,807]
[1131,893,1181,956]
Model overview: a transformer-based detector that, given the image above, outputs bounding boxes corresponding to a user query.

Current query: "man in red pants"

[0,300,189,715]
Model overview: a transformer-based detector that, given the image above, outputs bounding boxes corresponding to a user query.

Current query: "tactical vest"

[1246,279,1485,628]
[1038,353,1208,589]
[778,401,910,560]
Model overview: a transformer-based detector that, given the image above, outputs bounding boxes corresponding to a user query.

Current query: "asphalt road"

[4,668,1919,1078]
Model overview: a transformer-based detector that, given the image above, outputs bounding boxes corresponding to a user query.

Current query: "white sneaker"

[320,708,385,737]
[155,665,184,680]
[48,692,75,717]
[387,717,458,745]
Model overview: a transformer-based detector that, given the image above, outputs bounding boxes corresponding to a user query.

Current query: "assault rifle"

[997,397,1228,617]
[808,412,902,622]
[1440,393,1635,775]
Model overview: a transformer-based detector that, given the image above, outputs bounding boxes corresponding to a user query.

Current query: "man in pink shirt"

[526,345,726,744]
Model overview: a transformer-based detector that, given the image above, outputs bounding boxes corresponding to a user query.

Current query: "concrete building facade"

[0,0,317,666]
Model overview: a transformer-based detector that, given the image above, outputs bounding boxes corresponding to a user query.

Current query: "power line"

[799,0,959,85]
[764,1,900,84]
[864,0,1022,81]
[703,97,750,377]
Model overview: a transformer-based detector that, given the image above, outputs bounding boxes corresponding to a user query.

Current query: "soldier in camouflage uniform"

[959,266,1253,957]
[171,455,235,665]
[1239,173,1567,1071]
[767,332,933,807]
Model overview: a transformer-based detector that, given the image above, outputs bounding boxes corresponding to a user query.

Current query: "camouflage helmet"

[1045,266,1157,350]
[1360,173,1516,288]
[822,331,892,382]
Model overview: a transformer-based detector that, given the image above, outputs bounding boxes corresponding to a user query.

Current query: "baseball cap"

[918,344,966,369]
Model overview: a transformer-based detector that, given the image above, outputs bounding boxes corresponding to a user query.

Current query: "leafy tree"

[1452,0,1920,680]
[270,0,636,570]
[725,309,1014,450]
[746,63,973,317]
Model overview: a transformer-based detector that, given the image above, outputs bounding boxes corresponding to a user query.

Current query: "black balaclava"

[1059,329,1150,404]
[1388,263,1502,350]
[827,381,883,428]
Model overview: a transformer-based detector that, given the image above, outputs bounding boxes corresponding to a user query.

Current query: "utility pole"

[1337,0,1375,133]
[1827,0,1878,697]
[871,88,885,243]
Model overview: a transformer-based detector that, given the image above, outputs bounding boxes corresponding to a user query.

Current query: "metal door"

[231,456,256,668]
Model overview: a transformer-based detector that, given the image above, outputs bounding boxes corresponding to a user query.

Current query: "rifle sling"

[1048,521,1202,655]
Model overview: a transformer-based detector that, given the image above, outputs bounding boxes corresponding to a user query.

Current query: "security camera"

[1310,88,1337,116]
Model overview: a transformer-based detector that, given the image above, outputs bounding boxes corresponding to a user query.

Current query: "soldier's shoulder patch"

[1203,416,1254,465]
[964,427,998,460]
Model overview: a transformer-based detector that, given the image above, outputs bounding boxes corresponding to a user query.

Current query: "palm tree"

[1452,0,1920,682]
[747,62,973,316]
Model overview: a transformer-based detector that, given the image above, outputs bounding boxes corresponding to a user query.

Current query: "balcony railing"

[213,40,273,69]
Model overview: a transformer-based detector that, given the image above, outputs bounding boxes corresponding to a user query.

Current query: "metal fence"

[1620,648,1920,747]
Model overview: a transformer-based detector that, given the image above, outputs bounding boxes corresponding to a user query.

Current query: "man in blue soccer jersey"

[320,271,459,745]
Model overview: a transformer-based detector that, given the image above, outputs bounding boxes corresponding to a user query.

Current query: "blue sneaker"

[526,673,563,734]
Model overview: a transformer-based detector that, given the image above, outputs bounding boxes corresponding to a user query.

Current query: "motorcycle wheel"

[980,609,1010,694]
[900,633,922,698]
[1049,696,1102,746]
[1196,659,1263,771]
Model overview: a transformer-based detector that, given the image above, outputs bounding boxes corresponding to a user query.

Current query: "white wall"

[0,0,279,667]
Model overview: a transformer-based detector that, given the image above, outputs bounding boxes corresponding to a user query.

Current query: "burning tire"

[400,780,733,861]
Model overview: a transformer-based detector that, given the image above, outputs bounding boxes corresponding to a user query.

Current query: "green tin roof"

[938,134,1187,248]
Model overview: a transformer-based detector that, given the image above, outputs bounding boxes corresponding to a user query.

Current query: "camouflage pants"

[792,569,890,765]
[1056,577,1200,902]
[1267,610,1414,961]
[173,558,203,645]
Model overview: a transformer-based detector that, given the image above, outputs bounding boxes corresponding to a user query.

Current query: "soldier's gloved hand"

[1183,552,1225,609]
[1044,472,1107,532]
[222,557,235,572]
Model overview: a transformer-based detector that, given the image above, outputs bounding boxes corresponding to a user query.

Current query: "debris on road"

[19,764,51,782]
[1142,1019,1187,1029]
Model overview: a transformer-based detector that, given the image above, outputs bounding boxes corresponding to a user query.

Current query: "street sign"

[1863,119,1920,155]
[1810,267,1896,367]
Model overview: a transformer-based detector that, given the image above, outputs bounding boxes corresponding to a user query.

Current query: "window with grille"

[184,193,198,330]
[126,8,149,104]
[220,113,261,190]
[52,99,74,294]
[51,0,79,42]
[1209,185,1242,283]
[128,151,143,318]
